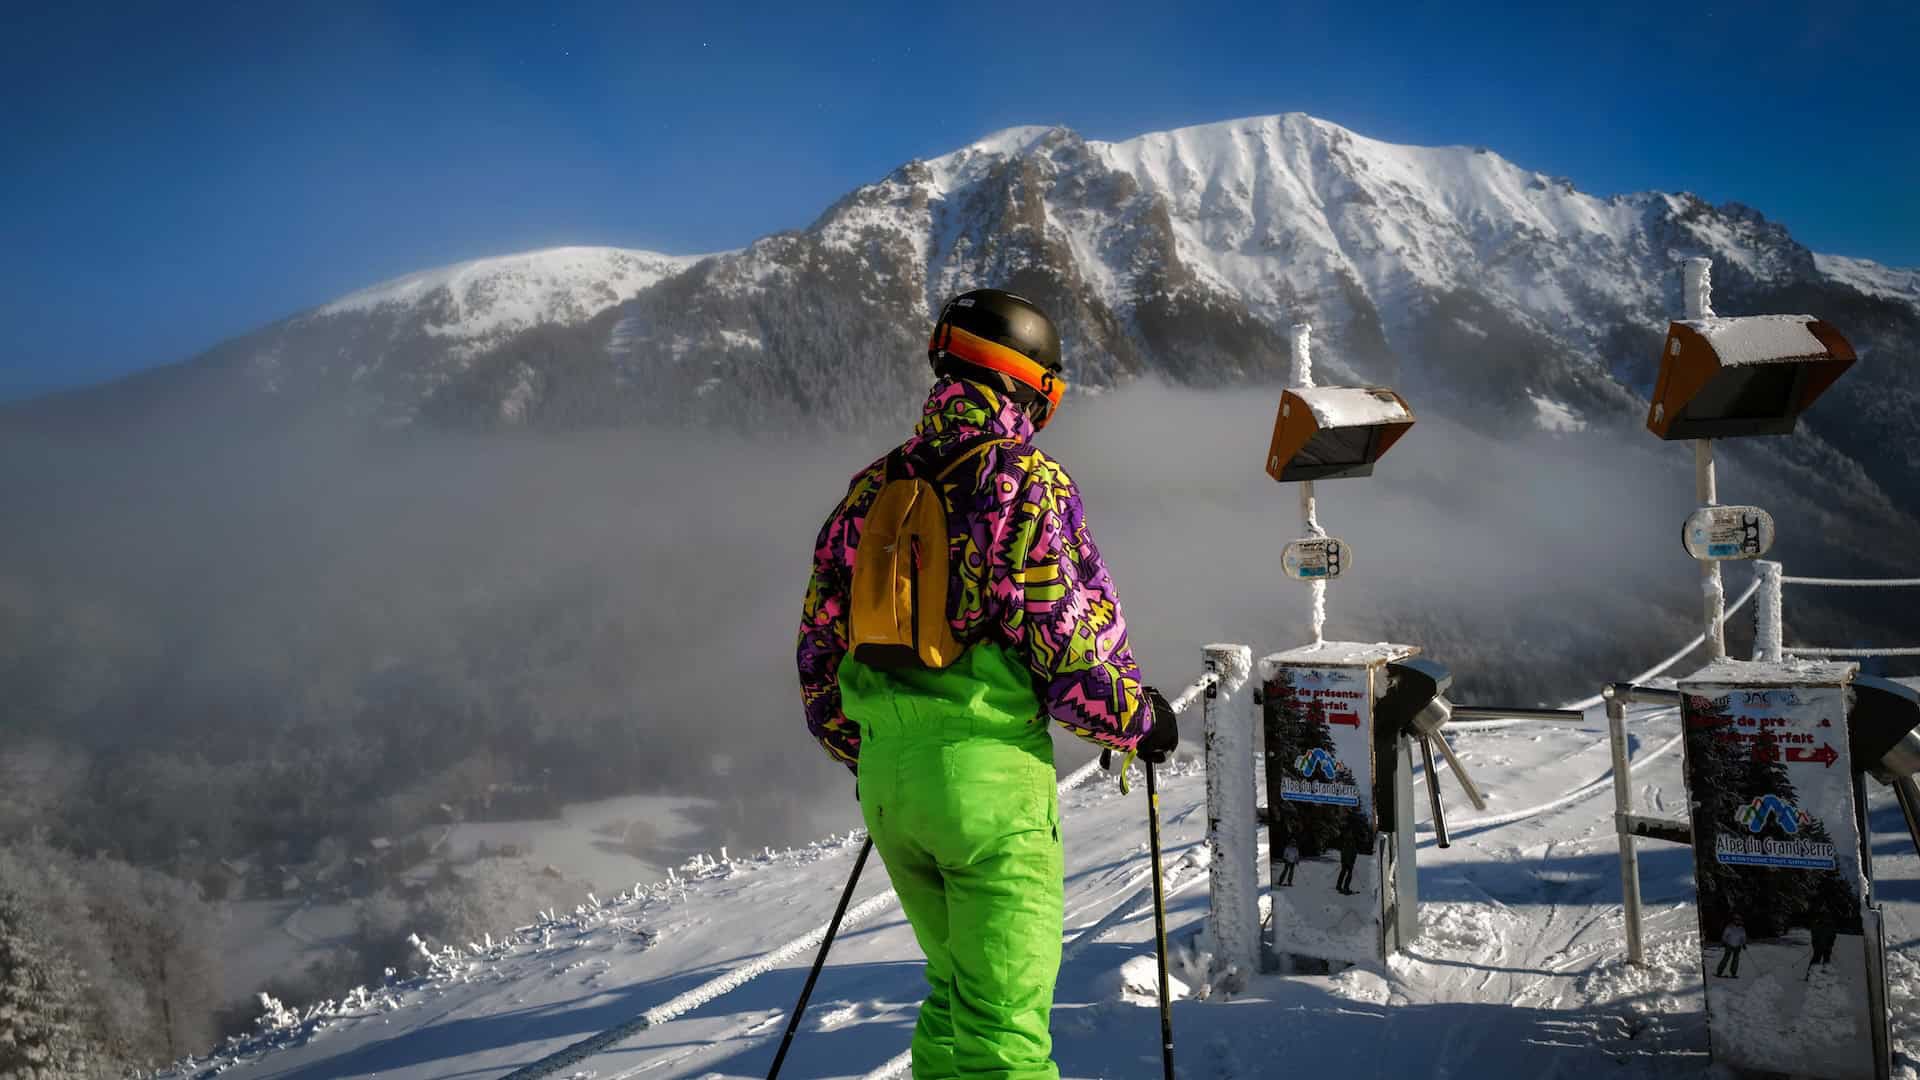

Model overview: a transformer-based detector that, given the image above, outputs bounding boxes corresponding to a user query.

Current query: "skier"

[797,287,1177,1080]
[1715,914,1747,978]
[1807,916,1837,978]
[1334,813,1363,895]
[1277,839,1299,886]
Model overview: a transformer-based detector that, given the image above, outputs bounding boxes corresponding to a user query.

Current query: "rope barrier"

[1776,568,1920,658]
[1781,576,1920,587]
[1787,646,1920,657]
[1450,574,1763,730]
[1424,721,1683,834]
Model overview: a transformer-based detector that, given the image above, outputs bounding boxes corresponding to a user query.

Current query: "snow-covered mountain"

[10,114,1917,504]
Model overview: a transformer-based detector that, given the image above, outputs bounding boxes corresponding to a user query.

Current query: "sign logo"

[1296,748,1340,780]
[1736,794,1813,835]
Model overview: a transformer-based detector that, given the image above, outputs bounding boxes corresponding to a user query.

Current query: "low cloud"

[0,383,1908,857]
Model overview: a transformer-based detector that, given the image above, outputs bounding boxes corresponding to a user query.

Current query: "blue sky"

[2,1,1914,400]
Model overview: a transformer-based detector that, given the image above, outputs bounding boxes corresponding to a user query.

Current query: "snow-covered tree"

[0,889,94,1079]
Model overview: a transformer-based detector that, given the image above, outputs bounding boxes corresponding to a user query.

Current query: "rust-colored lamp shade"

[1265,386,1416,482]
[1646,316,1854,440]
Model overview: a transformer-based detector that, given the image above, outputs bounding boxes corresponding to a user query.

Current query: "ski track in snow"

[172,695,1920,1080]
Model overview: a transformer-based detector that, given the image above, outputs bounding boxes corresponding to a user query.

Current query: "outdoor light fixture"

[1265,386,1415,482]
[1646,315,1855,440]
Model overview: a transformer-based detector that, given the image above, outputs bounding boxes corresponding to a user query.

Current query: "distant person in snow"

[1807,916,1838,977]
[1335,812,1364,895]
[798,288,1175,1080]
[1278,840,1300,886]
[1715,914,1747,978]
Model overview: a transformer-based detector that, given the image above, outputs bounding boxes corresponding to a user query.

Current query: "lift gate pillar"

[1260,642,1420,968]
[1677,658,1890,1080]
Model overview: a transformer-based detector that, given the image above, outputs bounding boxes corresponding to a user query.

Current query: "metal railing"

[1602,682,1685,967]
[1753,559,1920,660]
[1448,574,1763,732]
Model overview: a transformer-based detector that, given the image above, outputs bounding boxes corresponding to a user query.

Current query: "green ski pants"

[857,713,1064,1080]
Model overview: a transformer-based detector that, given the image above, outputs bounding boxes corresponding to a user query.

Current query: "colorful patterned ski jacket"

[798,377,1149,771]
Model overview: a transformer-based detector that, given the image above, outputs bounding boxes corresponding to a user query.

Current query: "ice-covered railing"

[1752,559,1920,660]
[501,653,1249,1080]
[1446,571,1765,730]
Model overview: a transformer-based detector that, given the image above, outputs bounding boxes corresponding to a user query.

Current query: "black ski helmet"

[927,288,1065,428]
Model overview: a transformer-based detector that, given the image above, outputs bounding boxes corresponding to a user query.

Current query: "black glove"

[1135,685,1179,765]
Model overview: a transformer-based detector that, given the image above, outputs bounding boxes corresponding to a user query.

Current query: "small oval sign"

[1283,537,1352,581]
[1682,505,1775,561]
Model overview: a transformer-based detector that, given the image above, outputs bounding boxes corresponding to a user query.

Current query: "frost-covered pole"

[1604,685,1646,966]
[1695,440,1726,658]
[1292,323,1327,644]
[1685,259,1727,660]
[1753,560,1785,662]
[1683,256,1714,326]
[1201,643,1257,993]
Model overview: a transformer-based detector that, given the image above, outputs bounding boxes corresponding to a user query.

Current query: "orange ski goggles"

[930,323,1066,427]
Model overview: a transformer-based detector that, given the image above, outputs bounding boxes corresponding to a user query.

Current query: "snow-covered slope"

[167,684,1920,1079]
[1091,115,1656,329]
[312,246,709,344]
[1815,253,1920,309]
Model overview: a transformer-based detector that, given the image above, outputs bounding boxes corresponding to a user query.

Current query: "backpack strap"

[905,434,1014,486]
[883,446,911,484]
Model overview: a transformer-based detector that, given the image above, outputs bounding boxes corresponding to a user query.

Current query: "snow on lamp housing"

[1645,315,1855,440]
[1265,386,1416,482]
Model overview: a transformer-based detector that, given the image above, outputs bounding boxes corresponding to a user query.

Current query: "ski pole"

[767,837,873,1079]
[1145,763,1175,1080]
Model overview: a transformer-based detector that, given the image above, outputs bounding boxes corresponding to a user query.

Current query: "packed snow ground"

[167,678,1920,1080]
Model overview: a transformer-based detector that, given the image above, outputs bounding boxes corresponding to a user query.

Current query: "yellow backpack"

[849,436,1011,670]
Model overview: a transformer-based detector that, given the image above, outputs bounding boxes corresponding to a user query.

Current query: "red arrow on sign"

[1328,711,1361,727]
[1787,744,1840,768]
